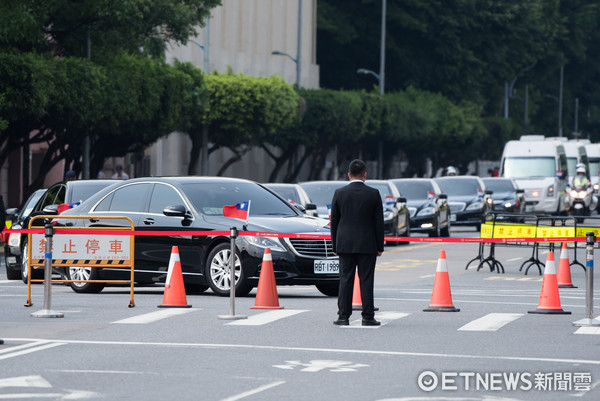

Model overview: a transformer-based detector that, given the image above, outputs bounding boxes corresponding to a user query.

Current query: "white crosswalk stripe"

[342,312,410,329]
[458,313,524,332]
[226,309,308,325]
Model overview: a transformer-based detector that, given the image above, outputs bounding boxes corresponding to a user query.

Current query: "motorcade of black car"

[263,183,318,217]
[482,177,525,214]
[434,176,493,231]
[390,178,451,237]
[364,180,410,245]
[298,181,348,219]
[57,177,339,297]
[6,180,117,282]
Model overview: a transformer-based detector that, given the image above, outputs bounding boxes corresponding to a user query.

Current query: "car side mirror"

[439,194,448,200]
[294,204,307,213]
[305,203,317,210]
[397,197,407,203]
[5,207,19,217]
[42,205,58,215]
[485,189,493,195]
[164,204,188,217]
[516,189,524,194]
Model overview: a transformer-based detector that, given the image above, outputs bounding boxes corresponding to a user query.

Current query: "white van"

[500,136,568,214]
[584,142,600,188]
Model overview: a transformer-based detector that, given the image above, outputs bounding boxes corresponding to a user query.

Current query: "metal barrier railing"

[467,212,599,275]
[25,215,136,313]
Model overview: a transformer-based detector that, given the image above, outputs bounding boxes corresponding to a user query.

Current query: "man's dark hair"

[348,159,367,177]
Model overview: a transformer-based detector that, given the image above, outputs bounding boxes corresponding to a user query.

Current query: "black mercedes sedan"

[434,176,493,230]
[482,177,525,214]
[390,178,451,237]
[58,177,339,297]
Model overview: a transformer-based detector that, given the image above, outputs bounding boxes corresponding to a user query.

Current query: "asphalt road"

[1,227,599,400]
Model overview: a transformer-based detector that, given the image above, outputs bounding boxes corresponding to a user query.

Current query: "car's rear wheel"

[21,240,43,283]
[67,266,105,293]
[205,243,252,297]
[315,283,339,297]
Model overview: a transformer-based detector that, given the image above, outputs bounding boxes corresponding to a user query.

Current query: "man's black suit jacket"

[330,181,384,254]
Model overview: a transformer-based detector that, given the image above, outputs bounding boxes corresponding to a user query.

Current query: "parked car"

[263,183,318,217]
[299,181,348,219]
[390,178,451,237]
[434,176,493,230]
[364,180,410,245]
[4,189,46,280]
[6,180,118,282]
[58,177,339,297]
[482,177,525,214]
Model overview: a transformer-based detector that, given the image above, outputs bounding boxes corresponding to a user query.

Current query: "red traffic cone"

[528,252,571,314]
[351,270,379,311]
[158,246,191,308]
[557,243,577,288]
[424,250,460,312]
[250,248,283,309]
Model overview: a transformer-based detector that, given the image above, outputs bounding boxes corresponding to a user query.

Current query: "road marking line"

[0,375,51,389]
[458,313,524,331]
[226,310,307,326]
[6,338,600,365]
[219,381,285,401]
[506,257,523,262]
[112,308,197,324]
[419,274,435,278]
[343,312,410,329]
[574,326,600,335]
[0,342,65,361]
[375,297,586,308]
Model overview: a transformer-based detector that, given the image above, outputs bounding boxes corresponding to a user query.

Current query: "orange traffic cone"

[528,251,571,314]
[351,270,379,311]
[423,250,460,312]
[158,246,191,308]
[557,243,577,288]
[250,248,283,309]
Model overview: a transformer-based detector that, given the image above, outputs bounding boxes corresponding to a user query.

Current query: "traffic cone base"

[423,250,460,312]
[557,243,577,288]
[250,248,283,309]
[158,246,191,308]
[528,252,570,315]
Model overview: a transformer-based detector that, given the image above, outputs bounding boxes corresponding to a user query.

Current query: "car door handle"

[89,218,99,223]
[143,218,155,225]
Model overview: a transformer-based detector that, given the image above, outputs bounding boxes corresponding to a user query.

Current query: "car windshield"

[183,182,297,216]
[71,182,115,204]
[503,157,556,178]
[365,182,394,202]
[482,179,514,193]
[392,181,433,199]
[20,190,46,219]
[301,182,347,205]
[436,178,481,196]
[266,186,301,204]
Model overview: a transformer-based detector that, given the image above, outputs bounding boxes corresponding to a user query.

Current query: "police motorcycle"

[565,165,598,220]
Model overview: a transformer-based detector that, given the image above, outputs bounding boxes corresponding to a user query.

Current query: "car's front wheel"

[205,243,252,297]
[21,240,43,283]
[67,266,105,293]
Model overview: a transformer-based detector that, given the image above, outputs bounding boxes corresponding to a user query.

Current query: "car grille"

[448,202,466,213]
[287,238,334,258]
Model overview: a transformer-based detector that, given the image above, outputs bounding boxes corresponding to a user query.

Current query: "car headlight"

[466,201,483,211]
[8,233,21,248]
[384,210,394,221]
[417,207,435,217]
[245,235,286,252]
[547,184,555,197]
[504,202,513,209]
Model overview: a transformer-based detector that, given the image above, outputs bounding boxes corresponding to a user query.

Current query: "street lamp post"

[271,0,302,88]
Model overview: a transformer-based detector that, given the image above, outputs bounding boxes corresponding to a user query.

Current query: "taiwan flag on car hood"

[223,201,250,221]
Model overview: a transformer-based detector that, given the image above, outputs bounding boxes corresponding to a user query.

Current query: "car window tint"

[183,182,297,216]
[365,182,393,202]
[435,179,481,196]
[41,184,64,208]
[107,184,151,212]
[95,193,114,212]
[70,182,114,204]
[267,186,301,204]
[482,179,514,192]
[393,181,434,199]
[300,182,347,205]
[20,190,46,219]
[149,184,185,214]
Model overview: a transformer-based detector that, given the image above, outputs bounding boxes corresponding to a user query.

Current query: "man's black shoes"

[362,318,381,326]
[333,318,350,326]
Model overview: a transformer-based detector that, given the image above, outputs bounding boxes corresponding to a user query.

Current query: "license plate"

[525,205,533,212]
[450,214,456,222]
[314,259,339,274]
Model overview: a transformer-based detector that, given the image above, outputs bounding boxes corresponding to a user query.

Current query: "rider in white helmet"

[446,166,457,176]
[572,163,589,188]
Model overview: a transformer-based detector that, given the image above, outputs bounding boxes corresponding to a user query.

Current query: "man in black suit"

[330,159,384,326]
